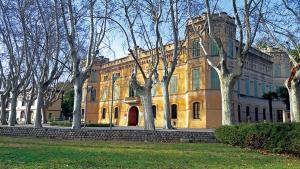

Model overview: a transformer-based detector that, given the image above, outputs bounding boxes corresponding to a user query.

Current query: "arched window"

[152,105,157,119]
[193,102,200,119]
[114,107,119,118]
[171,104,177,119]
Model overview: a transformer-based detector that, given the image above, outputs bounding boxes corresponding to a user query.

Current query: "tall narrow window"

[274,64,281,77]
[263,108,266,120]
[238,105,241,122]
[192,69,200,90]
[255,107,259,122]
[211,39,219,56]
[91,71,97,82]
[254,80,258,97]
[262,82,266,95]
[245,79,250,96]
[237,80,241,94]
[246,106,250,121]
[193,102,200,119]
[114,85,120,100]
[171,104,177,119]
[227,38,233,58]
[170,76,177,94]
[152,105,157,119]
[151,85,156,96]
[114,107,119,118]
[192,40,200,58]
[211,69,220,89]
[129,82,135,97]
[90,88,96,102]
[102,108,106,118]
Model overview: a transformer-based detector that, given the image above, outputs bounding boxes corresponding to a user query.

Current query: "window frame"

[192,102,200,119]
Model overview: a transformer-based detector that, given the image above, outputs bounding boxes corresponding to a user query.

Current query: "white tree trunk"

[34,87,44,128]
[161,80,172,129]
[220,76,235,125]
[72,80,83,129]
[0,96,7,125]
[8,92,18,126]
[41,106,47,124]
[289,81,300,122]
[140,88,155,130]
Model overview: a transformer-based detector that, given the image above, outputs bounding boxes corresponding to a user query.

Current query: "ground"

[0,136,299,169]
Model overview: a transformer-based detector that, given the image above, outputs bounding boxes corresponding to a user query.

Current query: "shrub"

[49,120,72,127]
[82,123,113,127]
[215,123,300,157]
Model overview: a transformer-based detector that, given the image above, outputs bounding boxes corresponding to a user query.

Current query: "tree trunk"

[141,88,155,130]
[72,80,83,129]
[0,96,7,125]
[34,87,44,128]
[268,98,273,122]
[41,105,47,124]
[289,83,300,122]
[161,80,172,129]
[8,92,18,126]
[220,76,235,125]
[25,100,33,124]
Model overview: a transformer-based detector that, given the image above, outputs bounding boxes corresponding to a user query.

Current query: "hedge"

[215,123,300,157]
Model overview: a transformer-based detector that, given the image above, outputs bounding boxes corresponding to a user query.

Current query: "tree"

[0,0,32,126]
[0,59,11,125]
[261,0,300,122]
[61,89,74,119]
[58,0,110,129]
[276,86,290,110]
[187,0,264,125]
[262,92,278,122]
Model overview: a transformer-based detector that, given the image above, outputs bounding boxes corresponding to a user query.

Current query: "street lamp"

[110,73,118,130]
[84,85,92,128]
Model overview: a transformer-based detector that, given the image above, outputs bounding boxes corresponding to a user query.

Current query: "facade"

[3,92,63,124]
[83,13,288,129]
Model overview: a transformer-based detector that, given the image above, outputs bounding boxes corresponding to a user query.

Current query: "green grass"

[0,136,299,169]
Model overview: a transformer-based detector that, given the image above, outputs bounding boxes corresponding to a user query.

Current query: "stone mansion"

[82,13,289,128]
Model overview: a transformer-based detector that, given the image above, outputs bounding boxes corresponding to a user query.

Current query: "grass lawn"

[0,136,299,169]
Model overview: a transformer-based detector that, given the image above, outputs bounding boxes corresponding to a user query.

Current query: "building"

[82,13,288,128]
[3,91,63,124]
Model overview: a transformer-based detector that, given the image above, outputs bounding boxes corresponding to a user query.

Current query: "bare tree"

[187,0,264,125]
[261,0,300,122]
[58,0,109,129]
[0,0,32,126]
[0,59,11,125]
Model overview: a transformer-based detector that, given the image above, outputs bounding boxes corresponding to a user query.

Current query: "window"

[171,104,177,119]
[192,69,200,90]
[91,71,97,82]
[261,83,266,95]
[129,82,135,97]
[263,108,266,120]
[274,64,281,77]
[238,105,241,122]
[21,100,26,106]
[104,75,108,81]
[20,111,25,119]
[114,107,119,118]
[81,109,85,116]
[90,88,96,102]
[193,102,200,119]
[246,106,250,121]
[102,108,106,118]
[210,39,219,56]
[227,38,233,58]
[48,113,52,119]
[192,40,200,58]
[285,64,290,77]
[152,105,157,119]
[211,69,220,89]
[170,76,177,94]
[254,80,258,97]
[245,79,250,96]
[255,107,259,122]
[151,85,156,96]
[114,85,120,100]
[101,88,108,101]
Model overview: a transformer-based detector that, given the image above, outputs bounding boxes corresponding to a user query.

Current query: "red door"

[128,106,139,126]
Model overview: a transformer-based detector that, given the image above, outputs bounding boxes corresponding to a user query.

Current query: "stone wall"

[0,127,216,143]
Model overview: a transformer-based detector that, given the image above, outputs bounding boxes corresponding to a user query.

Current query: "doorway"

[128,106,139,126]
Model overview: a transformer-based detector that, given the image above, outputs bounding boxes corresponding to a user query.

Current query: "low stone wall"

[0,127,216,143]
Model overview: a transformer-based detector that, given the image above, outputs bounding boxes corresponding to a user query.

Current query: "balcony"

[124,96,141,105]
